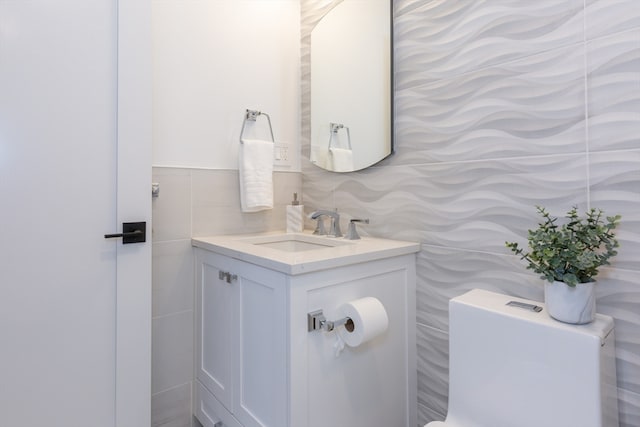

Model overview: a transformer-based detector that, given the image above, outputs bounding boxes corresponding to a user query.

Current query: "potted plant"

[506,206,621,324]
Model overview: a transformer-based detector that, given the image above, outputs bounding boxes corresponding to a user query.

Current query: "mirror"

[310,0,393,172]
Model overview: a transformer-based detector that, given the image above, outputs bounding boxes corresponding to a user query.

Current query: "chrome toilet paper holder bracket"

[307,309,353,332]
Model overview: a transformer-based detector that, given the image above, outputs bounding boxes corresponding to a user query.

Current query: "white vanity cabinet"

[194,249,288,427]
[192,232,420,427]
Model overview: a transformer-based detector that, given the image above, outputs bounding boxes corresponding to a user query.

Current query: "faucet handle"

[313,217,327,235]
[330,215,342,238]
[345,218,369,240]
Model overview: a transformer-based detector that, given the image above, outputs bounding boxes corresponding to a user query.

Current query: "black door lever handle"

[104,221,146,244]
[104,230,142,238]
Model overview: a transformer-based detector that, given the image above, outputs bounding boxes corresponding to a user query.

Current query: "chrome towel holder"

[240,109,275,143]
[328,122,352,150]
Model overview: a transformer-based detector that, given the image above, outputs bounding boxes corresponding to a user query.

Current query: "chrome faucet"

[345,218,369,240]
[310,209,342,237]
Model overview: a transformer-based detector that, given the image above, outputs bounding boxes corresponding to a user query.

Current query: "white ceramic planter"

[544,280,596,324]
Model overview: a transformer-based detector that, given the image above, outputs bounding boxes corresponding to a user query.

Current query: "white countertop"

[192,230,420,275]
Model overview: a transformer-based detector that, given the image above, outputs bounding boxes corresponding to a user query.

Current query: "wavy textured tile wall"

[301,1,640,426]
[393,0,584,89]
[587,29,640,152]
[393,45,587,164]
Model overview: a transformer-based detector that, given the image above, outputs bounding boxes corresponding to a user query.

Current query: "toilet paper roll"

[337,297,388,347]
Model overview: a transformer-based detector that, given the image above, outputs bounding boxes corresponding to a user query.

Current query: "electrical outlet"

[274,143,290,166]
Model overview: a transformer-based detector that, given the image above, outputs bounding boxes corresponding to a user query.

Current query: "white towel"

[239,139,274,212]
[310,145,330,169]
[329,147,354,172]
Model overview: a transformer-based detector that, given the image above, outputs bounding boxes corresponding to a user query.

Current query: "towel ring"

[240,109,275,143]
[328,122,352,150]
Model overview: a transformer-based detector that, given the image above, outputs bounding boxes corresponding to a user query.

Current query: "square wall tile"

[153,240,194,318]
[152,382,192,427]
[191,169,241,211]
[191,169,243,235]
[152,310,194,394]
[152,167,192,242]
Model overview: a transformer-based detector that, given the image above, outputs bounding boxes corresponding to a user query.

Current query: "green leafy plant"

[506,206,621,287]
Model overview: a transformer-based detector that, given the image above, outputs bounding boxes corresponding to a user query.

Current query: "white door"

[0,0,151,426]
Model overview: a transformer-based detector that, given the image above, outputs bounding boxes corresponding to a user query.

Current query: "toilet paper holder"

[308,309,354,332]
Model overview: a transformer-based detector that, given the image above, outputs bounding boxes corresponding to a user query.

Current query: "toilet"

[426,289,619,427]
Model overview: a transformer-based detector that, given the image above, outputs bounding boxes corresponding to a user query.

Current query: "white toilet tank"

[430,289,618,427]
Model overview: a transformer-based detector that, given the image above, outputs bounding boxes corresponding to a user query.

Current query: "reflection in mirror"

[310,0,392,172]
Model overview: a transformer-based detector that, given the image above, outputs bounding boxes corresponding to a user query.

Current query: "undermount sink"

[239,233,351,252]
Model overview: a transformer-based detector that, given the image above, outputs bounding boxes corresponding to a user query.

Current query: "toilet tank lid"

[451,289,614,342]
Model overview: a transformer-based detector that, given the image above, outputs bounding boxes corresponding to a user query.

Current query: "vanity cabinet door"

[195,249,289,427]
[231,259,288,427]
[196,250,235,412]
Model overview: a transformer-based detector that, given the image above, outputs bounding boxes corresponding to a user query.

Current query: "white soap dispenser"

[286,193,304,233]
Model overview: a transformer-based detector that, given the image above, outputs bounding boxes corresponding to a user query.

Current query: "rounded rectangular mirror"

[310,0,393,172]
